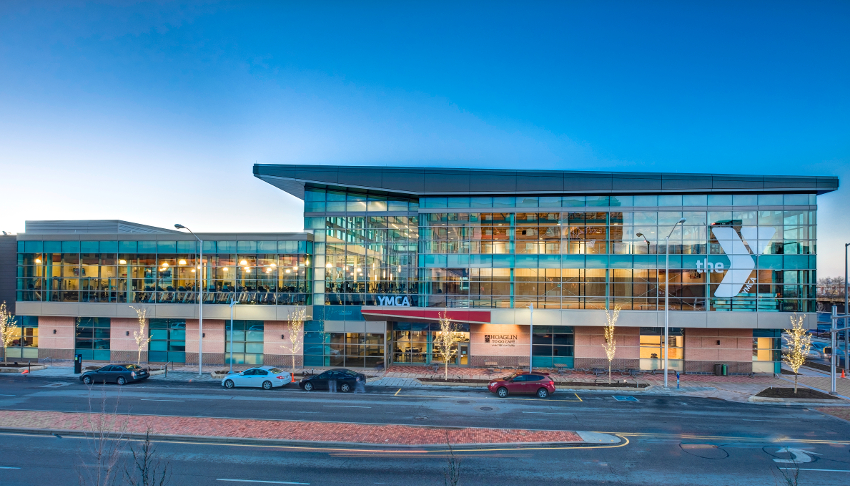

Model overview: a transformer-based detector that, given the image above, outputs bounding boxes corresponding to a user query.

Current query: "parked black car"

[79,364,149,385]
[299,368,366,392]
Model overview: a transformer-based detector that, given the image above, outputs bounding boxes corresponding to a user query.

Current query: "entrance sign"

[377,295,411,307]
[708,226,776,298]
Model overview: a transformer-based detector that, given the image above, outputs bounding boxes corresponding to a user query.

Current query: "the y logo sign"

[710,226,775,298]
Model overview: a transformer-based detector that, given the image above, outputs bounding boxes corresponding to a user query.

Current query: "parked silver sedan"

[221,366,293,390]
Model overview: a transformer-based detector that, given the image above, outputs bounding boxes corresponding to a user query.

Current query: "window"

[753,330,780,373]
[531,326,574,368]
[75,317,111,361]
[148,319,186,363]
[639,328,683,371]
[225,321,264,365]
[5,316,38,359]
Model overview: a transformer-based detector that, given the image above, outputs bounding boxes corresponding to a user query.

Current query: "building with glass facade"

[3,165,838,375]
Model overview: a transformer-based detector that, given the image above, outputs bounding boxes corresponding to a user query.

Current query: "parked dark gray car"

[79,364,149,385]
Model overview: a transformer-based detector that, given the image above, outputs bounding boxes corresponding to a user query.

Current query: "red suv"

[488,372,556,398]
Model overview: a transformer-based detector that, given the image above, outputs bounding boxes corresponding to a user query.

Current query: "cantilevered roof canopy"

[254,164,839,200]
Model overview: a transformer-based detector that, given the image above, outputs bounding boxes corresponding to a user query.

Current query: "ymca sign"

[376,295,411,306]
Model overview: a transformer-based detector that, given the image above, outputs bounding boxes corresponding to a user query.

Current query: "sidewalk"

[0,410,608,447]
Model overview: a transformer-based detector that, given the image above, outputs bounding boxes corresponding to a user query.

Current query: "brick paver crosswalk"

[0,410,582,446]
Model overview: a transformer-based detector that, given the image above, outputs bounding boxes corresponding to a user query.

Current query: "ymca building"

[1,165,838,375]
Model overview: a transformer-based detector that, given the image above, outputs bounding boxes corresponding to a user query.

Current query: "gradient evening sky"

[1,1,848,275]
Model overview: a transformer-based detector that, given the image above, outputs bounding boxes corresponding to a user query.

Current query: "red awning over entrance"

[360,308,491,324]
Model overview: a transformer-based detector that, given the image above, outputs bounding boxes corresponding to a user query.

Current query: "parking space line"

[394,388,401,396]
[217,480,309,484]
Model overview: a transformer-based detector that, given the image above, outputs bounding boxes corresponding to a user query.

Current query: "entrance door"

[456,344,469,365]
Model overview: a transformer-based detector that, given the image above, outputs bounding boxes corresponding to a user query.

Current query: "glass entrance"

[390,322,470,366]
[149,319,186,363]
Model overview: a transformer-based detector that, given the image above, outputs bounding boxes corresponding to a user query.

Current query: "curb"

[747,396,850,406]
[0,426,622,449]
[0,366,46,374]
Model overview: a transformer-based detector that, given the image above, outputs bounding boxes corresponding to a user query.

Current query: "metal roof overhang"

[254,164,839,200]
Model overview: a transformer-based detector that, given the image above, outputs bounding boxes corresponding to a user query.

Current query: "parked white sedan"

[221,366,292,390]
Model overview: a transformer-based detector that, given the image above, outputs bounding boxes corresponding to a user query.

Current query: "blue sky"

[1,1,848,274]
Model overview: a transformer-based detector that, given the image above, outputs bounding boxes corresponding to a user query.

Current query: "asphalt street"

[1,375,849,485]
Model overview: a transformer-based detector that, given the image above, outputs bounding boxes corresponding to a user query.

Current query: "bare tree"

[433,312,465,381]
[130,306,152,366]
[77,385,128,486]
[124,428,171,486]
[602,306,621,384]
[817,276,846,299]
[443,431,461,486]
[782,314,812,394]
[281,306,306,374]
[0,301,16,365]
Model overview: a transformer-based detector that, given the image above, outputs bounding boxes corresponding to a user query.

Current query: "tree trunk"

[137,348,142,366]
[794,373,798,394]
[292,354,296,375]
[608,362,612,385]
[445,358,448,381]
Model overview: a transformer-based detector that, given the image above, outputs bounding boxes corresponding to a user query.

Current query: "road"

[1,375,849,485]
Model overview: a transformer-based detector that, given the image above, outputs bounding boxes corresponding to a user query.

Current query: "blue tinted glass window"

[682,195,707,206]
[658,195,682,206]
[733,194,757,206]
[586,196,609,207]
[610,195,632,206]
[62,241,80,253]
[217,241,236,253]
[562,196,585,207]
[99,241,118,253]
[118,241,137,253]
[634,195,657,206]
[758,194,783,205]
[202,241,216,253]
[176,241,195,253]
[157,241,177,253]
[539,197,560,207]
[423,197,447,209]
[493,197,515,208]
[138,241,156,253]
[305,189,325,201]
[237,241,257,253]
[446,197,470,208]
[708,194,733,206]
[24,241,43,253]
[784,194,809,205]
[298,241,308,253]
[80,241,99,253]
[279,241,297,253]
[516,197,538,208]
[387,200,409,211]
[257,241,277,252]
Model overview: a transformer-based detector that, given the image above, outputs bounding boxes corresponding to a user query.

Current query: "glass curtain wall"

[639,328,684,371]
[17,240,311,306]
[417,194,816,313]
[531,326,575,368]
[389,322,470,365]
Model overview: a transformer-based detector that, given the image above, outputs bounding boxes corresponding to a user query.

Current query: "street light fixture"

[175,224,204,376]
[663,218,686,388]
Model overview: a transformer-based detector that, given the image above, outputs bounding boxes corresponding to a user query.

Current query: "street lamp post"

[845,243,849,375]
[663,218,686,388]
[529,303,533,373]
[175,224,204,376]
[229,296,236,374]
[636,232,650,254]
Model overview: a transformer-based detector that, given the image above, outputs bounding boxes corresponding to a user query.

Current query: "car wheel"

[83,376,92,385]
[537,388,549,399]
[262,381,273,390]
[303,382,314,391]
[224,379,234,389]
[497,387,509,398]
[340,383,352,393]
[117,377,126,386]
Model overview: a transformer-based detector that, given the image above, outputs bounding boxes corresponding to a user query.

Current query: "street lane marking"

[0,466,21,469]
[778,468,850,473]
[574,393,582,402]
[323,405,372,408]
[217,480,309,484]
[140,399,185,402]
[0,394,16,397]
[394,388,401,396]
[521,411,563,415]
